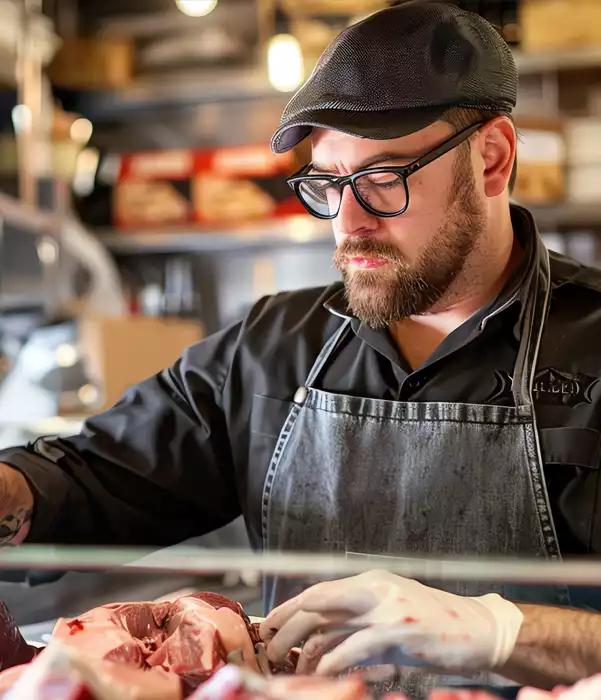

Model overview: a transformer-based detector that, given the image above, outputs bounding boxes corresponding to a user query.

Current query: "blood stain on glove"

[67,619,86,635]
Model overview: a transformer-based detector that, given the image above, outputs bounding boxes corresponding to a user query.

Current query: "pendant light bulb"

[175,0,218,17]
[268,33,304,92]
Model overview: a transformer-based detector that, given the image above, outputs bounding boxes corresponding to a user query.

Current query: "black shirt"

[3,205,601,556]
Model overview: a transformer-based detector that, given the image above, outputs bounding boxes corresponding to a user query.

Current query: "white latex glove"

[260,570,523,677]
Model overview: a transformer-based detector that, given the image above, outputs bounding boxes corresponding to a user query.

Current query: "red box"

[114,143,305,229]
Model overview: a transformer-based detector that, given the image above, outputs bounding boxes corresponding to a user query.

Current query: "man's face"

[311,121,488,328]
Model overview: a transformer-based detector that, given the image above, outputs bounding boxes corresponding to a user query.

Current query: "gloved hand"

[260,570,523,677]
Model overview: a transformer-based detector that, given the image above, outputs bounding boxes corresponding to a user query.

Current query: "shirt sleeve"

[0,320,244,547]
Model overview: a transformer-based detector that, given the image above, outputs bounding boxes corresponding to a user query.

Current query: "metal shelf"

[97,205,601,255]
[97,216,334,254]
[514,45,601,75]
[73,47,601,122]
[526,202,601,229]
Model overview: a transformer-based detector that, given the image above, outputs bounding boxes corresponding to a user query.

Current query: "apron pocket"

[539,427,601,468]
[540,427,600,557]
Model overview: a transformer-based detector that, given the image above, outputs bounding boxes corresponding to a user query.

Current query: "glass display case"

[0,545,599,700]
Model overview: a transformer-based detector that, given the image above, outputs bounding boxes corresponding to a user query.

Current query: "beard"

[333,151,487,329]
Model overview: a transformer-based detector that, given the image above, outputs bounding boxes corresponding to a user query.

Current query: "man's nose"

[335,185,378,236]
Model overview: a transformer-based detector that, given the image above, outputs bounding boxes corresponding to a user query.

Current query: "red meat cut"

[189,664,374,700]
[428,691,503,699]
[0,592,267,699]
[518,674,601,699]
[50,592,261,695]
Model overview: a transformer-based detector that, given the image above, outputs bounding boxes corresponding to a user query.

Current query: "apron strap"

[510,243,563,562]
[304,318,353,390]
[512,243,552,408]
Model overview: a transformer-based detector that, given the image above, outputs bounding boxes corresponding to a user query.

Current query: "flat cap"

[271,1,517,154]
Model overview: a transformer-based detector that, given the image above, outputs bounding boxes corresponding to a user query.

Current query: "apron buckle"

[293,387,308,404]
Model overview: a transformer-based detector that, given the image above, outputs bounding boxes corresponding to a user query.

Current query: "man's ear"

[479,117,517,198]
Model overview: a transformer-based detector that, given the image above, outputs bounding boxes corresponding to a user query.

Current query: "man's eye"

[308,183,330,195]
[363,173,402,187]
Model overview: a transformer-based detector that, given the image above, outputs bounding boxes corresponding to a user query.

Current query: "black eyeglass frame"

[287,121,487,220]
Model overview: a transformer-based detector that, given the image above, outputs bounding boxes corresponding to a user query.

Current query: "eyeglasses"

[287,121,486,220]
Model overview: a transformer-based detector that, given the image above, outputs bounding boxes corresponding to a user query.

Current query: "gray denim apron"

[261,244,569,698]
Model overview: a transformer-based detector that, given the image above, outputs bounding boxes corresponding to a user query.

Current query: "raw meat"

[0,592,265,699]
[428,691,504,699]
[0,602,36,672]
[189,664,373,700]
[49,592,262,696]
[0,667,29,695]
[518,674,601,699]
[1,643,95,700]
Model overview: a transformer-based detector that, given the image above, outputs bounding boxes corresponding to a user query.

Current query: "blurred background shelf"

[97,217,333,254]
[527,202,601,229]
[94,204,601,255]
[515,46,601,75]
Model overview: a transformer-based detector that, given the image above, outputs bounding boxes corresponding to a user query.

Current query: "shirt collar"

[323,203,543,333]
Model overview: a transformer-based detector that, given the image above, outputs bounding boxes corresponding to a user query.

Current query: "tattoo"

[0,465,35,546]
[0,507,33,545]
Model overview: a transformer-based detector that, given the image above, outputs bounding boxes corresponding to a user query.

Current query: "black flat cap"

[271,0,517,154]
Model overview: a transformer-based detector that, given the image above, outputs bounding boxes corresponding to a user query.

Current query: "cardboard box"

[48,37,134,89]
[514,162,565,204]
[520,0,601,52]
[566,164,601,202]
[78,317,204,412]
[565,118,601,164]
[512,119,566,204]
[114,144,305,229]
[563,119,601,202]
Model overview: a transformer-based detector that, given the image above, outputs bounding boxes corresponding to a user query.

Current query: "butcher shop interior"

[3,0,601,698]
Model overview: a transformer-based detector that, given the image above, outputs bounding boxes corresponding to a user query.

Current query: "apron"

[261,244,570,698]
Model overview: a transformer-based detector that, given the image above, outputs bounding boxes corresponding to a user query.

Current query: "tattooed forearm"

[0,464,34,545]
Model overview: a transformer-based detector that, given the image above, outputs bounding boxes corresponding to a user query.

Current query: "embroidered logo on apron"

[491,368,600,407]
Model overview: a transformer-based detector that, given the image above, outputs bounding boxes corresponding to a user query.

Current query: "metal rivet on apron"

[293,387,308,404]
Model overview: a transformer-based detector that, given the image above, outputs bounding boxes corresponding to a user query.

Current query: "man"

[1,0,601,696]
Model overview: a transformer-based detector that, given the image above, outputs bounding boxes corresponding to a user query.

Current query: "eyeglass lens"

[298,171,407,218]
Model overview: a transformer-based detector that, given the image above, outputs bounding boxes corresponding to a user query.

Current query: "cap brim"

[270,104,449,154]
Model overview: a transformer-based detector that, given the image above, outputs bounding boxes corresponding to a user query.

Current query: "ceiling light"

[37,237,58,265]
[175,0,218,17]
[55,344,78,368]
[268,33,304,92]
[73,148,100,196]
[11,105,32,134]
[70,118,94,144]
[78,384,99,406]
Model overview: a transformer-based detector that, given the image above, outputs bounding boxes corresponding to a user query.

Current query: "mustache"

[333,238,406,267]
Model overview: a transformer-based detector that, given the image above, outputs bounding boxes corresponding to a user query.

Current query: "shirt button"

[294,387,308,404]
